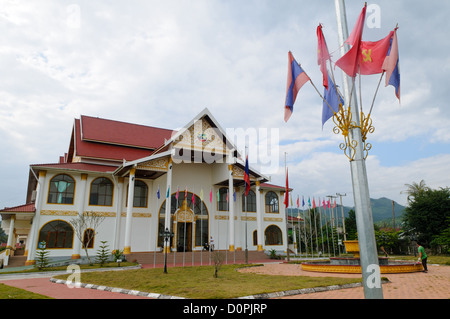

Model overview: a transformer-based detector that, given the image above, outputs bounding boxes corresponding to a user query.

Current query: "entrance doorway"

[177,222,192,252]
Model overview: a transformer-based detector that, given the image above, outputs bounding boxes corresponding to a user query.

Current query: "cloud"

[0,0,449,211]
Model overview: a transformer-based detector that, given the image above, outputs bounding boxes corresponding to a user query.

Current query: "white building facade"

[1,109,288,265]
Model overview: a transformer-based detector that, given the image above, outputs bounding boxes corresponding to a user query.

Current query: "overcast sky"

[0,0,449,211]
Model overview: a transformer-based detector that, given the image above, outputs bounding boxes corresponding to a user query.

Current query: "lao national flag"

[284,51,310,122]
[382,29,400,101]
[244,155,250,196]
[322,73,344,128]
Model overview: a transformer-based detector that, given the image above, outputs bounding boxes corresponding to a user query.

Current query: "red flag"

[192,191,195,206]
[296,195,300,209]
[244,155,250,196]
[335,4,367,77]
[313,198,316,209]
[317,24,331,89]
[359,30,395,75]
[284,168,289,208]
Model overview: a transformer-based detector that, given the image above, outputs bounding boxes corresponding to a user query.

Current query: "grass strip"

[53,264,361,299]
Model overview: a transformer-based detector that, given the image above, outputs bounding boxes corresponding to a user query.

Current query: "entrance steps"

[3,255,27,268]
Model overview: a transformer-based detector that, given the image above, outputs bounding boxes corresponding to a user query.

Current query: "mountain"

[288,197,406,224]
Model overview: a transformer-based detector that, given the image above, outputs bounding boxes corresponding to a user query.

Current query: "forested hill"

[288,197,406,223]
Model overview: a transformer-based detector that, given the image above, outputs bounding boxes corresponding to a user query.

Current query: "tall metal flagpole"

[334,0,383,299]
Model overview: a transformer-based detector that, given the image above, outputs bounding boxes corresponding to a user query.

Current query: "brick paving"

[0,261,448,299]
[275,264,450,299]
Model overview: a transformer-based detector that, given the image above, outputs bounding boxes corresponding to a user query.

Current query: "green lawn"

[0,283,53,299]
[53,264,361,299]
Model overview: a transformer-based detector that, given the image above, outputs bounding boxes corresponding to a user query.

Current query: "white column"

[228,164,235,251]
[164,158,173,253]
[71,173,88,259]
[113,177,124,251]
[26,170,47,265]
[124,167,136,255]
[6,215,15,249]
[256,181,264,251]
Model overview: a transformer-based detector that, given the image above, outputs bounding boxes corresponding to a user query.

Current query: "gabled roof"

[68,116,174,162]
[80,115,174,150]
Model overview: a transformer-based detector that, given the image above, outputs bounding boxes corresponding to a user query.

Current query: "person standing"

[417,242,428,273]
[209,236,214,252]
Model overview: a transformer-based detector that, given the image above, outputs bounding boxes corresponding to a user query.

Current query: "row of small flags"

[156,156,251,204]
[284,3,400,123]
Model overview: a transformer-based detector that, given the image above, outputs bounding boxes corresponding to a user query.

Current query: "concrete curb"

[49,277,184,299]
[49,271,389,299]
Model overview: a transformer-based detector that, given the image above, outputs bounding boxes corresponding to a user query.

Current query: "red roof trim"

[0,203,35,213]
[31,162,118,173]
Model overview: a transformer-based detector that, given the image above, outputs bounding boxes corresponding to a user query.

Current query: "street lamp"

[161,227,173,274]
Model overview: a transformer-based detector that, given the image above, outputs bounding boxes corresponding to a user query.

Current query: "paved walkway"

[274,264,450,299]
[0,262,448,299]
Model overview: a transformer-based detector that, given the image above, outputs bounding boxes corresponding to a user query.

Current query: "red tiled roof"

[73,118,155,162]
[80,115,174,150]
[0,203,35,213]
[261,183,291,190]
[31,162,118,173]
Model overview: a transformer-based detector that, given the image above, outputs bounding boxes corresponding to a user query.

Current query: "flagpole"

[284,152,290,262]
[335,0,383,299]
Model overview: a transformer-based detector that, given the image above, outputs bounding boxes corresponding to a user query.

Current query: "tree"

[344,209,358,240]
[35,241,50,270]
[96,241,110,266]
[70,211,105,265]
[402,180,429,203]
[403,187,450,247]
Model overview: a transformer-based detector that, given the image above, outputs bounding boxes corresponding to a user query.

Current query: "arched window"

[38,220,74,249]
[48,174,75,204]
[83,228,95,248]
[89,177,113,206]
[217,187,229,211]
[242,190,256,212]
[265,225,283,245]
[265,191,279,213]
[126,180,148,207]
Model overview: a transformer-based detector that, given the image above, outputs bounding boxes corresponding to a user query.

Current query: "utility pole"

[392,200,396,229]
[334,0,383,299]
[337,193,347,241]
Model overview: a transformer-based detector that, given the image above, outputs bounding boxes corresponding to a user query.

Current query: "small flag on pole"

[157,185,160,199]
[284,168,289,208]
[244,155,250,196]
